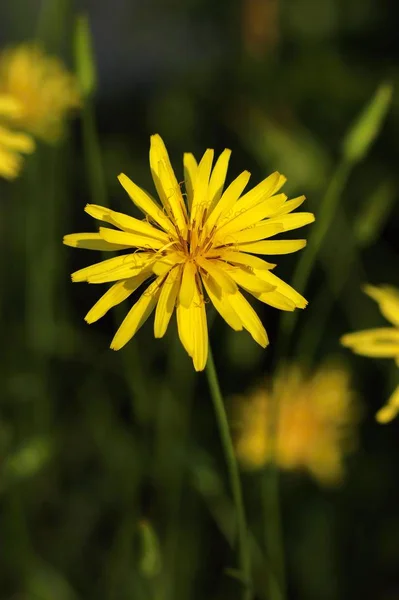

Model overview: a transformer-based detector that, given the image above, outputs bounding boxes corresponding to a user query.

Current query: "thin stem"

[205,346,252,600]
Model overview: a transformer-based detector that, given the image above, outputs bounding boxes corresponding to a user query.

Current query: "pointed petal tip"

[297,298,309,309]
[193,357,207,371]
[63,234,77,247]
[117,172,129,185]
[376,406,396,424]
[362,283,376,296]
[339,334,352,347]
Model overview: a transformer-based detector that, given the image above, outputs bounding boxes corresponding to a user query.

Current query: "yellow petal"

[158,156,188,229]
[87,264,153,284]
[177,302,193,357]
[98,227,164,250]
[353,343,399,357]
[376,386,399,424]
[63,232,130,251]
[266,212,315,233]
[152,251,184,276]
[154,266,182,338]
[217,222,284,245]
[118,173,174,234]
[341,327,399,343]
[191,286,208,371]
[251,289,296,311]
[85,204,169,242]
[202,275,243,331]
[235,171,286,213]
[110,277,162,350]
[228,291,268,347]
[217,194,287,236]
[179,261,197,308]
[0,126,35,153]
[0,94,23,118]
[205,170,251,233]
[237,239,307,255]
[190,148,214,222]
[150,134,187,229]
[72,252,152,282]
[214,250,275,271]
[226,265,276,293]
[254,270,308,308]
[85,272,151,323]
[341,328,399,357]
[268,195,306,217]
[183,152,198,210]
[364,284,399,327]
[197,257,237,294]
[207,148,232,211]
[0,147,24,179]
[176,282,209,370]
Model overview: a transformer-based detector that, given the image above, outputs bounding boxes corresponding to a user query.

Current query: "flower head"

[64,134,314,370]
[0,43,80,143]
[234,364,359,486]
[0,95,34,179]
[341,284,399,423]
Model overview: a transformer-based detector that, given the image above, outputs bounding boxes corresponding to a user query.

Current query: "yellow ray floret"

[0,92,35,179]
[64,134,314,371]
[0,124,35,179]
[234,363,359,486]
[341,284,399,423]
[0,43,80,143]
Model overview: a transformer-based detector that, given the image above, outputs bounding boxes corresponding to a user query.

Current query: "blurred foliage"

[0,0,398,599]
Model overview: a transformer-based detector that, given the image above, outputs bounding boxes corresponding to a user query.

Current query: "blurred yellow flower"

[0,43,80,143]
[234,364,358,485]
[64,134,314,371]
[341,284,399,424]
[0,95,34,179]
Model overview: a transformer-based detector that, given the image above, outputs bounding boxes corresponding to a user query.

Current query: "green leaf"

[343,82,393,164]
[74,14,97,97]
[138,520,162,577]
[2,436,52,484]
[354,179,396,247]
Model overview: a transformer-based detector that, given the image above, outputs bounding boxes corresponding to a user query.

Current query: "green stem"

[205,347,252,600]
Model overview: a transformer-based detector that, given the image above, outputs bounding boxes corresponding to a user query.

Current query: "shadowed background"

[0,1,398,599]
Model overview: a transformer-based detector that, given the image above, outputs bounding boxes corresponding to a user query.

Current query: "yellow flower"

[234,364,358,486]
[0,95,34,179]
[64,134,314,371]
[0,43,80,143]
[341,284,399,424]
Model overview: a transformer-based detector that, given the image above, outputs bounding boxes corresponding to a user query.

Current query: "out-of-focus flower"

[64,134,314,371]
[0,43,80,143]
[0,95,34,179]
[341,284,399,424]
[234,364,358,485]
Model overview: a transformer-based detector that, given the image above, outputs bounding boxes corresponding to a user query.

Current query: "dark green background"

[0,1,398,598]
